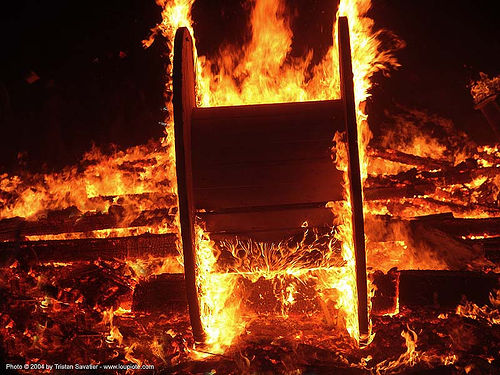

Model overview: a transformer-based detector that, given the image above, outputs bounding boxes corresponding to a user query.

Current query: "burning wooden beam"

[371,270,499,314]
[173,26,205,342]
[338,16,369,342]
[369,147,451,170]
[133,273,187,313]
[475,95,500,140]
[0,207,175,242]
[0,233,177,265]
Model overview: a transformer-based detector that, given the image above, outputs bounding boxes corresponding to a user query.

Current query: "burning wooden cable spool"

[173,17,369,343]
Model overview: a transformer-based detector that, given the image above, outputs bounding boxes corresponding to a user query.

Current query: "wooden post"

[338,16,370,342]
[172,27,205,342]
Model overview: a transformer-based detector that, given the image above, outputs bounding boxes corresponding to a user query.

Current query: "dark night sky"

[0,0,498,172]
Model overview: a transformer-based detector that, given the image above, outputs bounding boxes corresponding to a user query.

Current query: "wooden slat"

[199,205,334,234]
[193,139,333,167]
[430,217,500,237]
[191,100,343,164]
[369,147,451,170]
[192,100,342,135]
[194,173,344,210]
[132,270,500,316]
[193,158,339,189]
[210,228,311,243]
[363,183,436,201]
[371,270,499,315]
[398,270,499,308]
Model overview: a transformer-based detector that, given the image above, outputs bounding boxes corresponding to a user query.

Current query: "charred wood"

[132,273,187,313]
[0,207,175,241]
[398,270,499,309]
[372,270,499,314]
[0,233,177,266]
[369,147,451,169]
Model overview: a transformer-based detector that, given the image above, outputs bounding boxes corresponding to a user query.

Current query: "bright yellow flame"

[194,226,243,352]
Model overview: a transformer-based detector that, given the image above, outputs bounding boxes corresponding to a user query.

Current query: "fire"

[470,72,500,105]
[193,225,243,352]
[0,141,175,225]
[145,0,400,350]
[0,0,499,371]
[456,289,500,325]
[373,326,419,373]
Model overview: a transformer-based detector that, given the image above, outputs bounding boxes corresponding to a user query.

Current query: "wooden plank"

[192,139,333,167]
[0,233,178,266]
[172,27,204,341]
[199,205,334,234]
[194,176,345,210]
[0,208,175,242]
[193,98,342,118]
[209,228,312,243]
[191,100,340,166]
[430,217,500,237]
[475,95,500,140]
[338,16,369,341]
[88,192,176,205]
[369,147,451,169]
[191,101,343,164]
[461,237,500,262]
[193,158,340,189]
[192,100,343,140]
[195,183,450,212]
[363,183,435,201]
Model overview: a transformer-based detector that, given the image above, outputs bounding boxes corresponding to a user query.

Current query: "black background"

[0,0,498,172]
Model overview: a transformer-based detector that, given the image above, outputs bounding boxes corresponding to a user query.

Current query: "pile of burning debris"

[1,0,500,374]
[0,133,498,374]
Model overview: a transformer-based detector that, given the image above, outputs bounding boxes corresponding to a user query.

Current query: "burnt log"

[398,270,499,309]
[368,213,500,241]
[428,216,500,237]
[463,237,500,263]
[369,147,451,170]
[475,94,500,140]
[372,270,499,314]
[365,162,500,202]
[0,233,178,266]
[370,268,399,315]
[0,207,175,242]
[364,183,435,201]
[88,192,176,206]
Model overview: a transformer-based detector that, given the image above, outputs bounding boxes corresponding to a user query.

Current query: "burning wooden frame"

[173,17,369,342]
